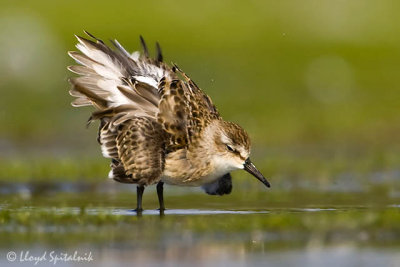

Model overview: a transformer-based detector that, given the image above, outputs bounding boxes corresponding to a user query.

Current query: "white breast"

[162,156,241,187]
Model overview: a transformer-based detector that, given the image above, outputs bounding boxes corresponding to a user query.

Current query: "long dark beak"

[243,158,270,188]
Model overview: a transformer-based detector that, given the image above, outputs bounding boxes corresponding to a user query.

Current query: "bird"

[67,31,270,213]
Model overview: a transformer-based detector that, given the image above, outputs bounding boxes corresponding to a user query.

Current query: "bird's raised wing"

[68,31,175,121]
[68,32,220,155]
[157,66,220,150]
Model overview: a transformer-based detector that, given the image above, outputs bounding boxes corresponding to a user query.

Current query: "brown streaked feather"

[89,105,138,121]
[157,78,189,149]
[116,85,158,113]
[155,65,221,151]
[71,98,91,107]
[134,82,159,107]
[222,121,251,151]
[88,105,153,127]
[75,34,137,74]
[68,32,230,186]
[69,81,108,109]
[68,32,175,115]
[68,51,101,68]
[97,118,119,159]
[109,159,131,183]
[116,117,167,186]
[67,65,97,76]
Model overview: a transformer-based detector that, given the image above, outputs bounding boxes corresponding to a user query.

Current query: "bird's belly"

[161,161,234,187]
[162,150,236,187]
[161,171,222,187]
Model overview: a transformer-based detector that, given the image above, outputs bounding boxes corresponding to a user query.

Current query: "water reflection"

[90,246,400,267]
[0,181,399,267]
[0,241,399,267]
[113,209,270,216]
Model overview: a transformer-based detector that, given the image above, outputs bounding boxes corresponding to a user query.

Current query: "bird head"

[212,121,270,188]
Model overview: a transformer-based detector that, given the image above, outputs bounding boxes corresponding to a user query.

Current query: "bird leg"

[157,181,165,211]
[135,185,145,213]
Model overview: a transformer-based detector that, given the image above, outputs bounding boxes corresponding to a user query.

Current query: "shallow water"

[0,181,399,266]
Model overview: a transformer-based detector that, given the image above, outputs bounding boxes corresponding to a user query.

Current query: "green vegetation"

[1,204,399,249]
[1,0,400,148]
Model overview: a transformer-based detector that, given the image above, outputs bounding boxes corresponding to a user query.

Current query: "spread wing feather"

[157,78,189,149]
[68,31,174,113]
[68,32,221,184]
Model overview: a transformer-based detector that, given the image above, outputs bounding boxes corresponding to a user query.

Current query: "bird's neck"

[162,122,225,186]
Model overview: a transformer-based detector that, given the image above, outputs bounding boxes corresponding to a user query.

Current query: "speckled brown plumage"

[67,31,269,211]
[68,32,222,185]
[115,117,167,186]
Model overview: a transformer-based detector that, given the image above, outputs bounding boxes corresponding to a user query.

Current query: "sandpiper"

[68,31,270,212]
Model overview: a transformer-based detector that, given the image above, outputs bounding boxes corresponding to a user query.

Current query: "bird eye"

[226,145,234,152]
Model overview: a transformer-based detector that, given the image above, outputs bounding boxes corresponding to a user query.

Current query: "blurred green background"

[1,0,400,184]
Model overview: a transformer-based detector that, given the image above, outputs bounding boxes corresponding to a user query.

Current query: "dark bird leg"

[135,185,145,213]
[157,181,165,212]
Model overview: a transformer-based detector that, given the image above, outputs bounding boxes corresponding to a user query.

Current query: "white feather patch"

[69,35,169,111]
[101,144,111,158]
[134,76,158,88]
[131,51,140,61]
[76,43,124,79]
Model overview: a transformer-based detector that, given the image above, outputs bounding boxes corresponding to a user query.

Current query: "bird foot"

[157,208,165,216]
